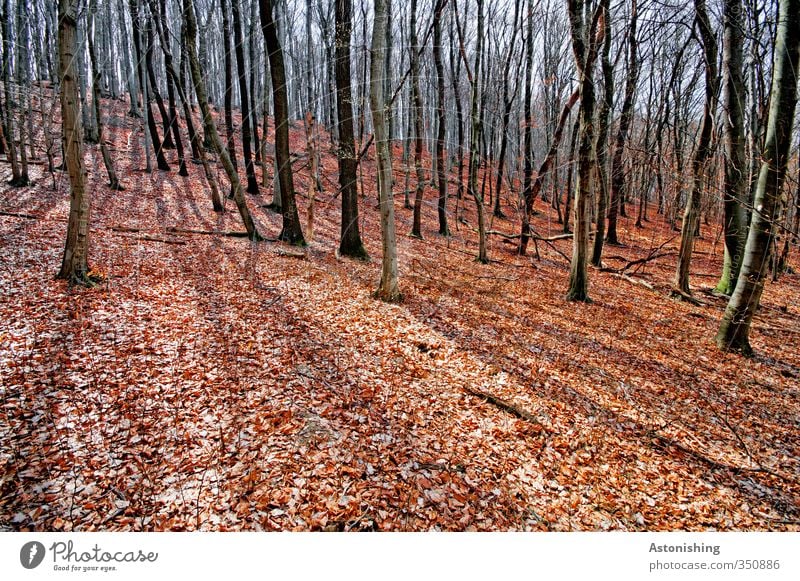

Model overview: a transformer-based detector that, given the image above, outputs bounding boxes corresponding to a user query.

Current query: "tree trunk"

[88,0,123,190]
[371,0,401,301]
[184,0,261,239]
[566,0,602,302]
[335,0,367,259]
[607,0,638,245]
[231,0,259,194]
[591,0,612,267]
[433,0,449,236]
[673,0,718,296]
[409,0,425,239]
[716,0,800,354]
[259,0,305,244]
[518,0,535,255]
[57,0,93,284]
[714,0,748,296]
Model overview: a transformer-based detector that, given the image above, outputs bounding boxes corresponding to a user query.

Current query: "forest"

[0,0,798,531]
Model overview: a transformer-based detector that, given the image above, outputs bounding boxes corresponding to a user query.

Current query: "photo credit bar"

[2,531,797,580]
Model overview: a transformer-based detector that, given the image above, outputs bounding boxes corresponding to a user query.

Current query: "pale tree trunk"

[717,0,800,354]
[371,0,402,301]
[566,0,602,302]
[714,0,748,295]
[673,0,718,297]
[183,0,262,240]
[57,0,93,284]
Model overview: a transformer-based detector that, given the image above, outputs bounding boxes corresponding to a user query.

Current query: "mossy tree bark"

[716,0,800,354]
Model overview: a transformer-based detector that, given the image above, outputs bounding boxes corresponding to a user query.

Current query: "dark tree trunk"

[231,0,259,194]
[607,0,638,245]
[335,0,367,259]
[409,0,425,239]
[259,0,305,244]
[184,0,261,238]
[433,0,449,236]
[673,0,718,296]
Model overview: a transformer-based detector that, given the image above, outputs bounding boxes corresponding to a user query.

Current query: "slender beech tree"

[462,0,487,263]
[433,0,449,236]
[88,0,122,190]
[335,0,367,259]
[57,0,93,283]
[371,0,402,301]
[607,0,638,245]
[717,0,800,354]
[259,0,305,244]
[184,0,261,239]
[566,0,602,302]
[714,0,748,295]
[409,0,426,239]
[591,0,612,267]
[518,0,535,255]
[231,0,259,194]
[673,0,718,297]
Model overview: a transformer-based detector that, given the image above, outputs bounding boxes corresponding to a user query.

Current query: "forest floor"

[1,98,799,531]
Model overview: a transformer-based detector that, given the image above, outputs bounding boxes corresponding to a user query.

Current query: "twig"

[463,386,544,427]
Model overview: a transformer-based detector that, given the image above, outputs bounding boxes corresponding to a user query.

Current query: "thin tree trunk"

[591,0,612,267]
[88,0,123,190]
[57,0,93,283]
[231,0,259,194]
[409,0,425,239]
[371,0,401,301]
[259,0,305,244]
[433,0,449,236]
[184,0,261,239]
[607,0,638,245]
[673,0,718,296]
[335,0,367,259]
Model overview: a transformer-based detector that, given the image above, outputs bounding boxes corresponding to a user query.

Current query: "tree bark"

[714,0,748,295]
[231,0,259,194]
[371,0,402,301]
[259,0,306,244]
[334,0,367,259]
[673,0,718,296]
[566,0,602,302]
[184,0,261,239]
[409,0,426,239]
[433,0,449,236]
[716,0,800,354]
[57,0,92,283]
[607,0,638,245]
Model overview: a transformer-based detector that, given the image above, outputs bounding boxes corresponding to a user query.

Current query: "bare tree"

[371,0,402,301]
[717,0,800,354]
